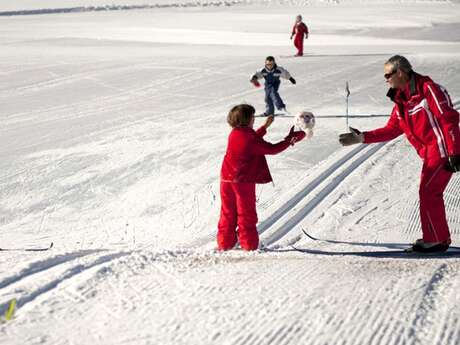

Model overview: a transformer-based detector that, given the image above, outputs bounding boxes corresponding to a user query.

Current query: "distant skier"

[290,14,309,56]
[339,55,460,253]
[250,56,296,116]
[217,104,306,251]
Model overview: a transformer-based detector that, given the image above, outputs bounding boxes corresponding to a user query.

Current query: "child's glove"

[285,126,306,145]
[445,155,460,173]
[289,77,296,85]
[250,77,261,88]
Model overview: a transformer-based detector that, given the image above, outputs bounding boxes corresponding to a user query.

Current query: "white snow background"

[1,0,460,344]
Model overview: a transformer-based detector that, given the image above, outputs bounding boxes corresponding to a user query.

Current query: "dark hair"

[227,104,255,128]
[385,55,412,74]
[265,56,275,62]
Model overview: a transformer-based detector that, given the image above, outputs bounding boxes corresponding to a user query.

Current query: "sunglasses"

[384,69,397,80]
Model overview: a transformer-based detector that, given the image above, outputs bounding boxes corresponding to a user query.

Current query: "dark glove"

[289,77,296,85]
[445,155,460,173]
[285,126,306,145]
[339,127,364,146]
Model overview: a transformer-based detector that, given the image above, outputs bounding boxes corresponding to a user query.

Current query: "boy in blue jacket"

[250,56,296,116]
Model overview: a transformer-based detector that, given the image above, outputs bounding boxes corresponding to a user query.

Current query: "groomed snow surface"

[1,1,460,344]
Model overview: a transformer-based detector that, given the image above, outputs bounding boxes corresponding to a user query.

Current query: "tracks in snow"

[0,249,131,316]
[259,142,386,247]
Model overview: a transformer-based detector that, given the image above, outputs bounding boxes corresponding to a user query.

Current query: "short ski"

[0,242,53,252]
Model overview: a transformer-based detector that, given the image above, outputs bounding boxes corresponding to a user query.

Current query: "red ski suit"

[363,72,460,243]
[291,22,308,56]
[218,126,302,250]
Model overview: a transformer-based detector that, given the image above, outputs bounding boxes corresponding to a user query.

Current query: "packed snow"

[1,0,460,344]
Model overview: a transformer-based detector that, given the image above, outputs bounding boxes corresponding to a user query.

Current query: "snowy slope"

[1,1,460,344]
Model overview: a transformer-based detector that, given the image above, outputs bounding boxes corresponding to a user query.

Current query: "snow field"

[1,1,460,344]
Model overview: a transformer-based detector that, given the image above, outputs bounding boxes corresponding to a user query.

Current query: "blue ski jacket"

[252,64,292,89]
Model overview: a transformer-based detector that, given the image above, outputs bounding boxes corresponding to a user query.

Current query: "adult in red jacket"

[290,15,309,56]
[218,104,306,251]
[339,55,460,253]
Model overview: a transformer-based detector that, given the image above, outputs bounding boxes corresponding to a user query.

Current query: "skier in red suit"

[218,104,306,251]
[290,14,309,56]
[339,55,460,253]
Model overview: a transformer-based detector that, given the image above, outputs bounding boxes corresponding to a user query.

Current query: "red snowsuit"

[218,126,304,250]
[363,72,460,243]
[291,22,308,56]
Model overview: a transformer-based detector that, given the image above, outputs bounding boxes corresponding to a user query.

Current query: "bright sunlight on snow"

[1,0,460,344]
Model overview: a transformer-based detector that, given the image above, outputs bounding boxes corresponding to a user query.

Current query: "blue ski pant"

[264,84,285,115]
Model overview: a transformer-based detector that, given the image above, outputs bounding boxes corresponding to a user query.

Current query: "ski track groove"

[0,249,102,290]
[263,142,386,246]
[0,251,131,316]
[368,280,408,345]
[3,60,256,126]
[257,144,368,234]
[403,264,452,345]
[378,287,411,345]
[2,62,260,160]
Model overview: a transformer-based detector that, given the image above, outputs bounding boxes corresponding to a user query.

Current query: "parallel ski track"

[0,250,131,315]
[261,142,386,246]
[0,249,101,289]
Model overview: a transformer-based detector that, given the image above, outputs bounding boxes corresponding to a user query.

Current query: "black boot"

[409,239,450,253]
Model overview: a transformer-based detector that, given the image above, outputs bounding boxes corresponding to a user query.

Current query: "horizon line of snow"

[0,1,244,17]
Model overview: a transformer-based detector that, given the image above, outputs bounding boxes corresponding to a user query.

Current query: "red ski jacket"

[220,126,292,184]
[292,22,308,38]
[364,72,460,162]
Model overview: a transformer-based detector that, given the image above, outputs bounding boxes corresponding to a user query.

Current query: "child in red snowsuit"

[290,14,309,56]
[217,104,306,251]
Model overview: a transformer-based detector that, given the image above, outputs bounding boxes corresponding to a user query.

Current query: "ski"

[301,229,460,250]
[0,242,53,252]
[290,245,460,258]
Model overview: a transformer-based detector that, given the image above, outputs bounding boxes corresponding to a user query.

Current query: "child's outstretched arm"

[255,115,274,137]
[252,126,305,155]
[279,67,296,84]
